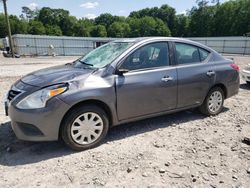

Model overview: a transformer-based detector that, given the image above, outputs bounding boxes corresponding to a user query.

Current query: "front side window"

[75,42,134,68]
[175,43,210,65]
[120,42,170,71]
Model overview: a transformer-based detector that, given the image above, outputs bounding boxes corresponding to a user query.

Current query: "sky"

[0,0,228,19]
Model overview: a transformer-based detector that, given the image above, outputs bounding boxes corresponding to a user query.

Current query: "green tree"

[108,22,131,37]
[9,15,28,34]
[95,13,125,28]
[20,6,38,20]
[156,5,176,34]
[95,13,114,28]
[140,16,157,36]
[45,25,62,36]
[38,7,69,26]
[28,20,46,35]
[139,16,171,37]
[90,25,107,37]
[232,0,250,35]
[175,14,190,37]
[129,4,176,34]
[1,0,250,38]
[1,14,29,37]
[155,18,171,36]
[188,0,216,37]
[37,7,77,36]
[59,16,77,36]
[127,17,141,37]
[0,13,7,38]
[127,16,171,37]
[74,18,94,37]
[213,0,250,36]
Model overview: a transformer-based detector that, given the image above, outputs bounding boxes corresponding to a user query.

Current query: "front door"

[115,42,177,121]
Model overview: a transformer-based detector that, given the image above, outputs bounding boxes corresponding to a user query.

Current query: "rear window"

[175,43,210,65]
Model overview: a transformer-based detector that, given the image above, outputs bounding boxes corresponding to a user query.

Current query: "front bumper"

[8,97,70,141]
[241,70,250,82]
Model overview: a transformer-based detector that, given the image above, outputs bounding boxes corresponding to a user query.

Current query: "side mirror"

[117,68,129,75]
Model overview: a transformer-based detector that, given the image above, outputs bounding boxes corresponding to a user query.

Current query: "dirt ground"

[0,54,249,188]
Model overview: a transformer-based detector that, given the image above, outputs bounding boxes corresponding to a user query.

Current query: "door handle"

[206,70,215,77]
[161,76,173,82]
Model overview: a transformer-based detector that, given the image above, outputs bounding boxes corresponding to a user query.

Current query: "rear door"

[116,42,177,120]
[174,42,215,108]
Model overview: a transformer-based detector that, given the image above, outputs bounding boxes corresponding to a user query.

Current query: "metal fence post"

[243,39,247,55]
[222,40,226,54]
[34,37,38,56]
[62,38,65,56]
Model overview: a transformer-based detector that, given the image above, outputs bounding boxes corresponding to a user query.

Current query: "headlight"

[16,84,68,109]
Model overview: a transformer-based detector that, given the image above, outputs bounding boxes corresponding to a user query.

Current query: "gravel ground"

[0,54,249,188]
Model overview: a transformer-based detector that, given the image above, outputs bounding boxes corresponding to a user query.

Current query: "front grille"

[7,90,21,101]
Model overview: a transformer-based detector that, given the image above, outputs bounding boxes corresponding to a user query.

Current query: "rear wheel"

[199,87,224,116]
[61,105,109,151]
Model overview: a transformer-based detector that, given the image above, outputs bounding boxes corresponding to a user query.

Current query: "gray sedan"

[5,37,240,151]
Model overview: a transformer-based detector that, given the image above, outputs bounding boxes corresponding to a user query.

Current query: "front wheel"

[199,87,225,116]
[61,105,109,151]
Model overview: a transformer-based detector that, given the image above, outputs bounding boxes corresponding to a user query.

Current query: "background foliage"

[0,0,249,38]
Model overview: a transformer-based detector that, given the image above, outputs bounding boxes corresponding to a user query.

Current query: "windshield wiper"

[78,60,94,67]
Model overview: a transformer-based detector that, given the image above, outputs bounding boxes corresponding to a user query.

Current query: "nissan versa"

[5,37,240,151]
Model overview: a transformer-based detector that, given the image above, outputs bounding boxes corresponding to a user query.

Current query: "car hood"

[21,64,95,87]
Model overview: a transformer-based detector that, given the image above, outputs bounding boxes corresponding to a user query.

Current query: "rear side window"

[175,43,210,65]
[199,48,210,61]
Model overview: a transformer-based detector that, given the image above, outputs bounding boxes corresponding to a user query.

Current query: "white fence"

[2,35,250,56]
[190,37,250,55]
[10,34,114,56]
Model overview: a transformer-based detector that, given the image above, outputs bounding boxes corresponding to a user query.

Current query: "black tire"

[61,105,109,151]
[247,81,250,85]
[199,87,225,116]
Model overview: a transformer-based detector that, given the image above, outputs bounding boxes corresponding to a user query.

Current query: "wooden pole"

[2,0,15,58]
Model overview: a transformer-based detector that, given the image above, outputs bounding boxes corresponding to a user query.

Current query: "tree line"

[0,0,249,39]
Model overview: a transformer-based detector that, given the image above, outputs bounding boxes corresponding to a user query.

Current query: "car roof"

[114,37,193,43]
[113,37,215,53]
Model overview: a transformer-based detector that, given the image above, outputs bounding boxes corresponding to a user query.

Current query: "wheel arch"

[210,83,228,99]
[201,83,228,105]
[59,99,113,139]
[199,83,227,116]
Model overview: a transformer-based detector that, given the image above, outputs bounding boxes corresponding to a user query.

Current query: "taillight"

[230,64,240,72]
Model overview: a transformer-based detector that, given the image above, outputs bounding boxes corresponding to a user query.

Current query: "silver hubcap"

[208,91,223,113]
[71,112,104,145]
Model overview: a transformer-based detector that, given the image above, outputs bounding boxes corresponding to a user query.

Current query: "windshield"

[75,42,134,68]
